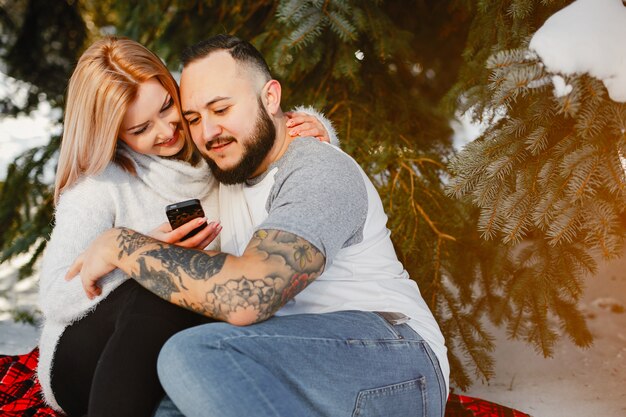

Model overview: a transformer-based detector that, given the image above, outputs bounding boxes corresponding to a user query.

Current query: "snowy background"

[0,72,61,180]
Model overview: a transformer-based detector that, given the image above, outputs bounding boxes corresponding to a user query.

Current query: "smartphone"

[165,199,207,240]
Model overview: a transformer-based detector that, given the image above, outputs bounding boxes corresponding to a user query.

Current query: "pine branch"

[276,0,306,23]
[441,285,495,386]
[527,297,558,357]
[553,297,592,347]
[501,190,534,244]
[286,11,323,50]
[561,146,601,201]
[582,200,624,258]
[599,150,626,195]
[524,126,549,155]
[507,0,535,21]
[546,202,581,245]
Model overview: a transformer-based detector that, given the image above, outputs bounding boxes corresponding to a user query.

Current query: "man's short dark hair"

[181,34,272,81]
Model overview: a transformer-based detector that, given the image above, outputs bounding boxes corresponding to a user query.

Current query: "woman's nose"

[156,118,176,138]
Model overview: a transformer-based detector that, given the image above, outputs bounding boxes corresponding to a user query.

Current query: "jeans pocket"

[351,377,426,417]
[371,312,404,339]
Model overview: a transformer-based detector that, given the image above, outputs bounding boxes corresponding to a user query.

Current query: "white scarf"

[118,143,215,203]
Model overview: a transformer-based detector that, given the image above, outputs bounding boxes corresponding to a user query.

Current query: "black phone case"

[166,199,206,239]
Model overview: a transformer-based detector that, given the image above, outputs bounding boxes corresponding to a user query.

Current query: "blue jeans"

[154,311,446,417]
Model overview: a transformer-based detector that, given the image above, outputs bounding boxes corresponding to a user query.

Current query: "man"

[69,35,449,417]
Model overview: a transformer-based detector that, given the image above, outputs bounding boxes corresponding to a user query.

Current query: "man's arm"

[70,227,325,326]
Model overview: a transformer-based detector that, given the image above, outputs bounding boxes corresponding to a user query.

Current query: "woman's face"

[118,78,184,157]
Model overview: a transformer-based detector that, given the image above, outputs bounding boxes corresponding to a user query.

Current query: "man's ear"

[262,79,282,115]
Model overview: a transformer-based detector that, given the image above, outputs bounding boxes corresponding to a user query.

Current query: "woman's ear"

[262,79,282,115]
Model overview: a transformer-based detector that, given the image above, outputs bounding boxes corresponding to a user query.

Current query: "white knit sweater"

[37,145,219,411]
[37,107,337,411]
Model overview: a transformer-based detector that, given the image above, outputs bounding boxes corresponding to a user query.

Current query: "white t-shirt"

[219,137,449,392]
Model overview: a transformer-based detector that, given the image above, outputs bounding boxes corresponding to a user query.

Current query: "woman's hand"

[66,219,222,299]
[149,218,221,250]
[65,228,120,299]
[285,111,332,143]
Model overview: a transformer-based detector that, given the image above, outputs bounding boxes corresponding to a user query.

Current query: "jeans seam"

[213,334,416,346]
[419,340,446,413]
[351,377,426,417]
[224,348,282,417]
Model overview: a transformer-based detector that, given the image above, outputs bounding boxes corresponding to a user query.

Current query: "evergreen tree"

[0,0,87,278]
[2,0,622,391]
[447,0,625,358]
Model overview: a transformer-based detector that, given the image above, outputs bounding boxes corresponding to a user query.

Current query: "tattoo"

[254,230,323,274]
[116,228,156,259]
[143,246,227,280]
[218,229,324,321]
[280,272,314,305]
[205,276,283,320]
[115,227,324,324]
[203,271,316,322]
[272,231,298,244]
[130,257,180,300]
[293,244,314,269]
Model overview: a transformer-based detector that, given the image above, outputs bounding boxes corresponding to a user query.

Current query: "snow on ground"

[529,0,626,102]
[465,253,626,417]
[0,254,41,355]
[1,250,625,416]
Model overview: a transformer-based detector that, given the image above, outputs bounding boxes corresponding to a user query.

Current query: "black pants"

[51,279,209,417]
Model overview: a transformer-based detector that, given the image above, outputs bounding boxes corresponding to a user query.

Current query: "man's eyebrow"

[182,96,231,116]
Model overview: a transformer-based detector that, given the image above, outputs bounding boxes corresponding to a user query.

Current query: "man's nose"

[201,119,222,141]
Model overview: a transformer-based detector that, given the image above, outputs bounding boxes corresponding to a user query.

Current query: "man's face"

[204,96,275,184]
[180,51,276,184]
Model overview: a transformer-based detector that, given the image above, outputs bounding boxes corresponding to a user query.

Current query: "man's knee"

[158,327,199,365]
[156,322,234,379]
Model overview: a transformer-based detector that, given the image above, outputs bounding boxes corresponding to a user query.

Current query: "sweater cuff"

[292,105,340,147]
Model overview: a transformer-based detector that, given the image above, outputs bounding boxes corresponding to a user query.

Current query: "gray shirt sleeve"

[258,138,368,266]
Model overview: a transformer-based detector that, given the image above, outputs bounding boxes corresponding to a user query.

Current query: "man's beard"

[204,99,276,185]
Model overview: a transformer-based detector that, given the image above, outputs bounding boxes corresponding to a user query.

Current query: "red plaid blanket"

[1,349,530,417]
[445,393,531,417]
[0,349,61,416]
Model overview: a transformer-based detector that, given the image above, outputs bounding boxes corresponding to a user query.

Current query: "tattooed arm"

[66,227,325,326]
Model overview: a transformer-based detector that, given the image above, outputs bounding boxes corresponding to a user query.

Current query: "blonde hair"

[54,36,199,204]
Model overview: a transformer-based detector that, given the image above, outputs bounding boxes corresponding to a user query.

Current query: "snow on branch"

[529,0,626,102]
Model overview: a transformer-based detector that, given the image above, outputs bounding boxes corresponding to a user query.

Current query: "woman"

[37,36,337,417]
